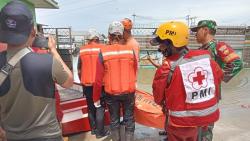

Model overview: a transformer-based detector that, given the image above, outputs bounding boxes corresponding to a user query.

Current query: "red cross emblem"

[193,71,205,85]
[188,67,208,90]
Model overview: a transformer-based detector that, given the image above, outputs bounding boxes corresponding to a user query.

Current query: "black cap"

[0,0,34,46]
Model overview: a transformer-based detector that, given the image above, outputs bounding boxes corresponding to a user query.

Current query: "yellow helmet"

[154,21,189,48]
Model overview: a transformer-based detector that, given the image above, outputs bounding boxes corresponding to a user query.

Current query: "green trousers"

[198,123,214,141]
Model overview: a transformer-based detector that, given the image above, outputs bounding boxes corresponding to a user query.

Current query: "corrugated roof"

[26,0,59,9]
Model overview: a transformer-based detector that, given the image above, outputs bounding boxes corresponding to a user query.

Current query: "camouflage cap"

[191,20,217,32]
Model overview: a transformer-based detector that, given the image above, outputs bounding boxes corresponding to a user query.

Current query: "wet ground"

[67,68,250,141]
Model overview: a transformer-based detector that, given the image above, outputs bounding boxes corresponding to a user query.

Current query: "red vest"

[152,55,179,105]
[165,50,223,127]
[79,42,104,86]
[101,44,136,95]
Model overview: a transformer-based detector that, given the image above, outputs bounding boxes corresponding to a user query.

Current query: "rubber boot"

[88,111,96,135]
[162,137,168,141]
[96,129,110,139]
[159,130,167,136]
[111,128,120,141]
[125,131,134,141]
[95,107,110,138]
[120,124,126,141]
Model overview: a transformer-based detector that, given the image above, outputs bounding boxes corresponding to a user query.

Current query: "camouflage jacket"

[199,40,243,82]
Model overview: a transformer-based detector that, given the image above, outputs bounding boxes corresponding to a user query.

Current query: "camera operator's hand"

[48,35,57,53]
[47,35,73,88]
[0,127,7,141]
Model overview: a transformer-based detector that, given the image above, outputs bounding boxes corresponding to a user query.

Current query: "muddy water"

[137,68,156,93]
[69,69,250,141]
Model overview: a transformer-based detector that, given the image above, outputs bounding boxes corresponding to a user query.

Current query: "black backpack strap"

[0,47,31,85]
[167,49,188,85]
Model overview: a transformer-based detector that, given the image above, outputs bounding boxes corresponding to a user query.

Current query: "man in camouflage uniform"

[191,20,243,141]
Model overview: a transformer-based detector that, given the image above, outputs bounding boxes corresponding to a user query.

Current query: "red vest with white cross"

[165,50,223,127]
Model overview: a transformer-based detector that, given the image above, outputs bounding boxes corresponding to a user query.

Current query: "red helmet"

[121,18,133,30]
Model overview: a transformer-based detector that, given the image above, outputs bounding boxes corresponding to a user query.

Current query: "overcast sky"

[36,0,250,34]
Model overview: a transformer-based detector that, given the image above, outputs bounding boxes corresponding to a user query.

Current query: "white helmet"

[108,21,124,35]
[86,28,99,40]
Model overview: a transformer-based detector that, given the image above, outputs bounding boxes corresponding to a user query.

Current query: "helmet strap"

[157,44,172,57]
[163,40,173,57]
[178,47,189,57]
[164,45,172,57]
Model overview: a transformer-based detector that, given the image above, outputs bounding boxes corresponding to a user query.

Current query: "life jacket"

[79,42,104,86]
[101,44,136,95]
[165,50,223,127]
